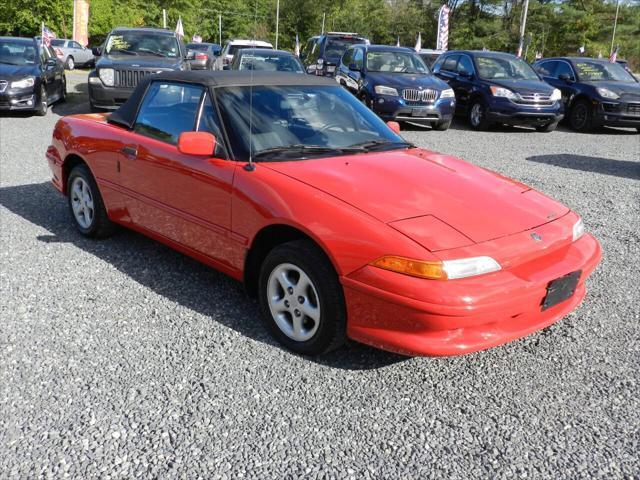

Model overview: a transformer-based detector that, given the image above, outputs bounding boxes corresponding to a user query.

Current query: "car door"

[70,41,89,64]
[434,54,461,110]
[453,54,476,113]
[541,60,577,107]
[39,45,60,97]
[118,81,237,263]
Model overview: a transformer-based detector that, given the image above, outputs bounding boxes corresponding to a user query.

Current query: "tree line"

[1,0,638,68]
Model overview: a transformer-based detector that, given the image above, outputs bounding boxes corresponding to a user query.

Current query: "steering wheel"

[319,123,348,133]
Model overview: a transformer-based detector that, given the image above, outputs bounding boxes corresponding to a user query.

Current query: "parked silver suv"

[50,39,94,70]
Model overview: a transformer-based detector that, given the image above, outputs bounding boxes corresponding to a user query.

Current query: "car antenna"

[244,0,258,172]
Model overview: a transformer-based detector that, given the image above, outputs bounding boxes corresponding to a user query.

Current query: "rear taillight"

[196,53,207,60]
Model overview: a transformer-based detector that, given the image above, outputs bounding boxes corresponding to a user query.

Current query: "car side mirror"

[46,58,57,68]
[349,63,361,72]
[386,121,401,134]
[458,70,472,79]
[178,132,216,156]
[92,47,102,56]
[558,73,572,82]
[186,50,196,60]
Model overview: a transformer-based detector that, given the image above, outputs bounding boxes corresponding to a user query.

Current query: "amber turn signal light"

[371,255,447,280]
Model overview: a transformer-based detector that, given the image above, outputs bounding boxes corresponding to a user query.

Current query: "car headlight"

[440,88,455,98]
[550,88,562,101]
[98,68,115,87]
[572,218,585,242]
[596,87,619,100]
[374,85,399,96]
[490,86,518,100]
[371,255,501,280]
[10,77,35,89]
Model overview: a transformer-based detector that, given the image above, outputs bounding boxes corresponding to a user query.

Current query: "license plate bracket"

[412,108,428,117]
[541,270,581,311]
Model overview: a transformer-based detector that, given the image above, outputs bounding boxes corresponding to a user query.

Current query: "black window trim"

[457,53,476,76]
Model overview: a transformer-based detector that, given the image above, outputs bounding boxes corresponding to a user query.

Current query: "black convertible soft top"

[108,71,337,129]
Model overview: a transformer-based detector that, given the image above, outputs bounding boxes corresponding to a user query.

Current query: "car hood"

[265,149,568,246]
[0,63,39,81]
[97,55,182,69]
[488,79,555,95]
[365,72,449,90]
[583,80,640,100]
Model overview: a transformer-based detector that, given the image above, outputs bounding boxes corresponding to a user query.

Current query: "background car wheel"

[433,119,452,131]
[359,92,373,110]
[65,56,74,70]
[67,164,116,238]
[469,100,491,131]
[258,240,347,355]
[569,100,595,132]
[59,76,67,103]
[535,121,558,133]
[35,86,47,116]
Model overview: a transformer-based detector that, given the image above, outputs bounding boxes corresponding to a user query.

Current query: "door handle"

[121,146,137,158]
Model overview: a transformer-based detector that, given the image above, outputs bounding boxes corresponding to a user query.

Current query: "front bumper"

[89,77,134,110]
[0,87,39,111]
[596,100,640,128]
[342,230,601,357]
[373,95,456,125]
[486,98,564,126]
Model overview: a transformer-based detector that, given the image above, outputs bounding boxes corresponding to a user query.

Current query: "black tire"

[258,240,347,355]
[59,76,67,103]
[65,56,75,70]
[360,92,373,110]
[569,99,595,132]
[35,85,47,116]
[468,99,492,131]
[67,164,116,238]
[535,121,558,133]
[433,118,452,131]
[89,101,102,113]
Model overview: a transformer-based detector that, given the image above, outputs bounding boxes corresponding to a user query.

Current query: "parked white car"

[50,39,94,69]
[214,39,273,70]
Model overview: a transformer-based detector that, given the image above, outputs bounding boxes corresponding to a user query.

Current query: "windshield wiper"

[253,144,363,159]
[138,49,167,57]
[347,139,415,151]
[110,49,137,56]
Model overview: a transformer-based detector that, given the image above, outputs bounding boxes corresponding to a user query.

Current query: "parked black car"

[533,57,640,132]
[231,48,304,73]
[0,36,66,116]
[301,32,368,77]
[433,50,564,131]
[89,27,192,110]
[186,42,220,70]
[336,45,455,130]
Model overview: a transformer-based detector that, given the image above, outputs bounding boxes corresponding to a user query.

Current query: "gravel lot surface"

[1,71,639,479]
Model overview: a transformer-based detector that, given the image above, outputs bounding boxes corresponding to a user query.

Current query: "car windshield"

[228,44,271,56]
[325,37,365,58]
[0,40,38,65]
[105,32,179,58]
[215,85,409,161]
[238,52,303,72]
[366,51,429,74]
[573,61,636,82]
[475,55,539,80]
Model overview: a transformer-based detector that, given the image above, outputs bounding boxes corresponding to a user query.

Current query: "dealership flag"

[578,45,585,54]
[192,34,202,43]
[294,34,300,57]
[414,32,422,52]
[41,22,56,46]
[609,45,619,63]
[396,36,400,47]
[175,17,184,39]
[436,5,450,51]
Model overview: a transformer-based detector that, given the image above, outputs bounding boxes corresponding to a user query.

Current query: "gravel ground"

[1,72,639,479]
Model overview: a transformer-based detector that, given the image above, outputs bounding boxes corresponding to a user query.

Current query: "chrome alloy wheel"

[70,176,94,229]
[267,263,321,341]
[470,102,483,127]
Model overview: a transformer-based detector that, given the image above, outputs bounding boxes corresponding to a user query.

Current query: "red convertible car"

[46,71,601,356]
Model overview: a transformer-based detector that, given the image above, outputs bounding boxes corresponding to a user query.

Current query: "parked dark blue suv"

[336,45,455,130]
[533,57,640,132]
[432,50,564,131]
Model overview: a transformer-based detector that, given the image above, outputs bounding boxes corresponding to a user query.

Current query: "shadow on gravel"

[527,154,640,180]
[52,80,91,116]
[0,182,408,371]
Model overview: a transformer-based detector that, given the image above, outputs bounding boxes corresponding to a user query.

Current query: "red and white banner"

[436,5,450,51]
